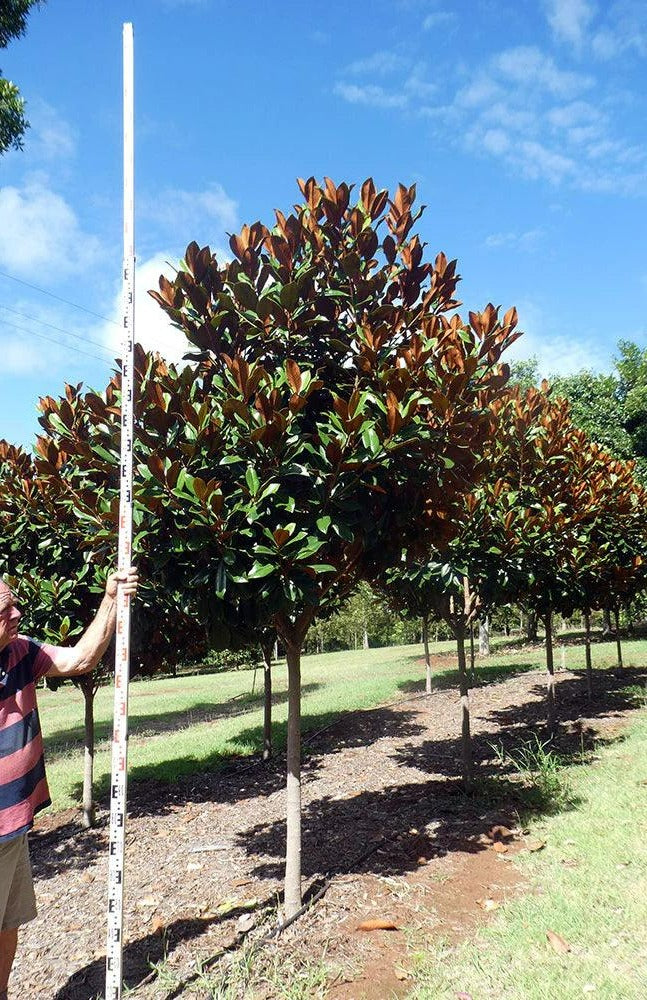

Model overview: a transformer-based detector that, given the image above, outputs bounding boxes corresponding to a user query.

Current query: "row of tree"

[2,178,646,919]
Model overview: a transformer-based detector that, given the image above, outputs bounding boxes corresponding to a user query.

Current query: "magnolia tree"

[484,384,647,731]
[148,177,519,915]
[0,381,206,827]
[559,432,647,687]
[382,453,524,784]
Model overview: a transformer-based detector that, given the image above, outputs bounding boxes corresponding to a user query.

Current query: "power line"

[0,303,115,356]
[0,317,113,365]
[0,268,120,326]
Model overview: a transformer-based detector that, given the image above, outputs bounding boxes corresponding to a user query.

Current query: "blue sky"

[1,0,645,446]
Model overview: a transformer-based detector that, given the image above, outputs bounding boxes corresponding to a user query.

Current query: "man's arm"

[45,568,139,678]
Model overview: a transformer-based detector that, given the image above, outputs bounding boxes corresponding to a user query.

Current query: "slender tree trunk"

[422,617,432,695]
[80,676,96,829]
[362,626,369,649]
[526,610,538,643]
[479,617,490,656]
[544,612,556,739]
[261,641,273,761]
[455,623,473,787]
[284,643,302,918]
[602,605,612,636]
[584,609,593,700]
[469,621,476,683]
[614,605,623,670]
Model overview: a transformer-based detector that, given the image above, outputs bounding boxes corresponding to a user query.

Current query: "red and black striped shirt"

[0,636,56,841]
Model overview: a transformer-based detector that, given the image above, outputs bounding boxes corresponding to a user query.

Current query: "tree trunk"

[362,626,369,649]
[422,617,432,695]
[80,676,96,829]
[584,609,593,700]
[602,605,612,636]
[544,612,556,739]
[614,605,623,669]
[469,621,476,683]
[455,624,473,787]
[261,641,273,761]
[526,610,538,643]
[284,643,302,919]
[479,617,490,656]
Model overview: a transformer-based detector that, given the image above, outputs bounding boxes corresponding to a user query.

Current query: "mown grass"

[37,633,645,815]
[409,712,647,1000]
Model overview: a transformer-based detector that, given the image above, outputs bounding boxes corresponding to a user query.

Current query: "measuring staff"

[105,22,137,1000]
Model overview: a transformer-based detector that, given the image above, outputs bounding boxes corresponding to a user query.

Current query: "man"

[0,568,138,1000]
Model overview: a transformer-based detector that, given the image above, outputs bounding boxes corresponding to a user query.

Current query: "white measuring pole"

[105,22,135,1000]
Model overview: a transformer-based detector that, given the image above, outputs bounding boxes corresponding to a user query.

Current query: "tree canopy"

[0,0,42,154]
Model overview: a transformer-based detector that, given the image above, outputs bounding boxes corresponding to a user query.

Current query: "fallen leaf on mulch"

[357,918,399,931]
[136,894,158,909]
[151,916,165,936]
[489,824,513,841]
[476,897,501,912]
[417,856,428,865]
[237,913,255,933]
[492,842,508,854]
[546,929,571,953]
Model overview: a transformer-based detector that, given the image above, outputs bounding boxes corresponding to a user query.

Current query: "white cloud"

[422,9,457,31]
[28,100,77,161]
[544,0,596,46]
[485,228,544,251]
[0,178,103,278]
[1,337,47,375]
[140,183,238,245]
[335,58,436,113]
[494,47,593,98]
[333,82,408,109]
[346,51,407,76]
[506,300,610,376]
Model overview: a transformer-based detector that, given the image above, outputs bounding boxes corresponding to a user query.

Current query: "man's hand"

[105,567,139,600]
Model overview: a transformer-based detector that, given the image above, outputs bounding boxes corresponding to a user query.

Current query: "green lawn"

[37,633,645,814]
[410,712,647,1000]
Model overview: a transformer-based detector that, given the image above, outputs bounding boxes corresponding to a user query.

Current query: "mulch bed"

[12,658,645,999]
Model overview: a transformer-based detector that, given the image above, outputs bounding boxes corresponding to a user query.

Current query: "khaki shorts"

[0,833,37,931]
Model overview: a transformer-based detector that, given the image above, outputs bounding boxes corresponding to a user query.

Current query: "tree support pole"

[614,605,623,670]
[261,639,273,761]
[284,642,302,918]
[544,611,556,739]
[455,624,473,787]
[584,609,593,700]
[422,617,432,695]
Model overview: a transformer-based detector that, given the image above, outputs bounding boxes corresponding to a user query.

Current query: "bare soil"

[12,658,645,1000]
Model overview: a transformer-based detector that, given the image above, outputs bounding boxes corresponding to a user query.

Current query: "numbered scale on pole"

[106,22,135,1000]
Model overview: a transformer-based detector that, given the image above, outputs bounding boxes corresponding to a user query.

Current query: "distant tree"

[615,340,647,475]
[549,370,633,462]
[0,0,42,154]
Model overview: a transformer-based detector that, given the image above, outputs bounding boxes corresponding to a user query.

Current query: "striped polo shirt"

[0,635,56,841]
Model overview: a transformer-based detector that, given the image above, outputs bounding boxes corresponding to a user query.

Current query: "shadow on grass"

[398,660,538,696]
[62,705,427,825]
[43,682,322,761]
